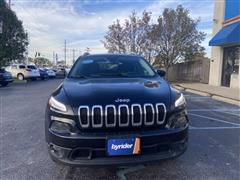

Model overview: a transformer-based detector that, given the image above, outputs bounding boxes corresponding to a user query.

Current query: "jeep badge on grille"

[115,98,130,103]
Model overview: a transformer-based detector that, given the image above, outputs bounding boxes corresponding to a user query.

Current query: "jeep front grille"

[78,103,166,128]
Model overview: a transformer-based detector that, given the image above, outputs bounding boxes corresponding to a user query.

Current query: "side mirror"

[156,69,166,77]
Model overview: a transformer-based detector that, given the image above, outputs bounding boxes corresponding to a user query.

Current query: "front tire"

[17,74,24,81]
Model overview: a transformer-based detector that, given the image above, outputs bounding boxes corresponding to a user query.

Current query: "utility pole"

[52,51,55,66]
[8,0,11,9]
[72,49,76,65]
[85,47,90,53]
[26,45,29,64]
[0,16,3,34]
[64,40,67,66]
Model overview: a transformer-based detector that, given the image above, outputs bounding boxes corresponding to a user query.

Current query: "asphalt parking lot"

[0,79,239,180]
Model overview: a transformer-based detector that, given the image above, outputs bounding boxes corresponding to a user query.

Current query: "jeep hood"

[63,78,171,109]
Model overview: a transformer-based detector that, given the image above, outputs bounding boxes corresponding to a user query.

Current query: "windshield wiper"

[116,73,130,77]
[69,75,88,79]
[97,73,130,77]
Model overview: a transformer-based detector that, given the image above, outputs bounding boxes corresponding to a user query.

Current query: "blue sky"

[12,0,214,64]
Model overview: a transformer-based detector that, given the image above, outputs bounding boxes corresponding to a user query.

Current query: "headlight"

[49,96,67,112]
[175,93,186,107]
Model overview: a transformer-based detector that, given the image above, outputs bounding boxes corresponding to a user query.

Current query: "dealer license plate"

[107,137,140,156]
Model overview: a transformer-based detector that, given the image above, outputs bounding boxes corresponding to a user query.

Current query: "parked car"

[26,65,41,80]
[65,68,71,75]
[6,64,40,80]
[0,68,13,87]
[53,67,66,78]
[44,68,56,78]
[39,68,49,80]
[45,54,188,166]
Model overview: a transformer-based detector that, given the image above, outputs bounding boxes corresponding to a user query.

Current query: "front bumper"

[2,78,13,83]
[1,75,13,83]
[46,127,188,166]
[48,73,56,77]
[40,74,48,78]
[27,73,40,78]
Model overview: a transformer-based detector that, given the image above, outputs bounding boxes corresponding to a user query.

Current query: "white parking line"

[188,109,240,117]
[189,126,240,130]
[188,109,240,112]
[217,111,240,117]
[189,113,240,126]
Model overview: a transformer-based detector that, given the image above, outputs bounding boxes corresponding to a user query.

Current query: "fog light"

[173,115,188,128]
[50,121,71,134]
[50,144,64,158]
[166,113,188,129]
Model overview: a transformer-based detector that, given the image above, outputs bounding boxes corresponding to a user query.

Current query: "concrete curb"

[185,89,211,97]
[212,95,240,106]
[12,79,27,84]
[172,85,185,91]
[172,85,240,106]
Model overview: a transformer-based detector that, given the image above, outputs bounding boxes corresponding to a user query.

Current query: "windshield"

[69,56,156,78]
[27,65,37,69]
[19,65,26,69]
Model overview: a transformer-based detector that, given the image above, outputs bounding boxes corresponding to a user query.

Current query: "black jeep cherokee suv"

[45,54,188,166]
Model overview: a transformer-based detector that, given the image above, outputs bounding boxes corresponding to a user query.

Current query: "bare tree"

[137,11,156,63]
[102,11,154,61]
[151,5,206,72]
[102,5,206,68]
[102,19,126,53]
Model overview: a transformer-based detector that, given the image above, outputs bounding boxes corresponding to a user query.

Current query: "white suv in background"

[26,65,40,80]
[6,64,40,80]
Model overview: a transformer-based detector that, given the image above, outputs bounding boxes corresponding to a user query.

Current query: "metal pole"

[0,16,3,34]
[8,0,11,9]
[64,40,66,66]
[72,49,76,65]
[26,47,28,64]
[52,51,55,66]
[55,53,58,66]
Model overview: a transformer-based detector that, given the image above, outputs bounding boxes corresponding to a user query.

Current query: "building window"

[221,46,240,87]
